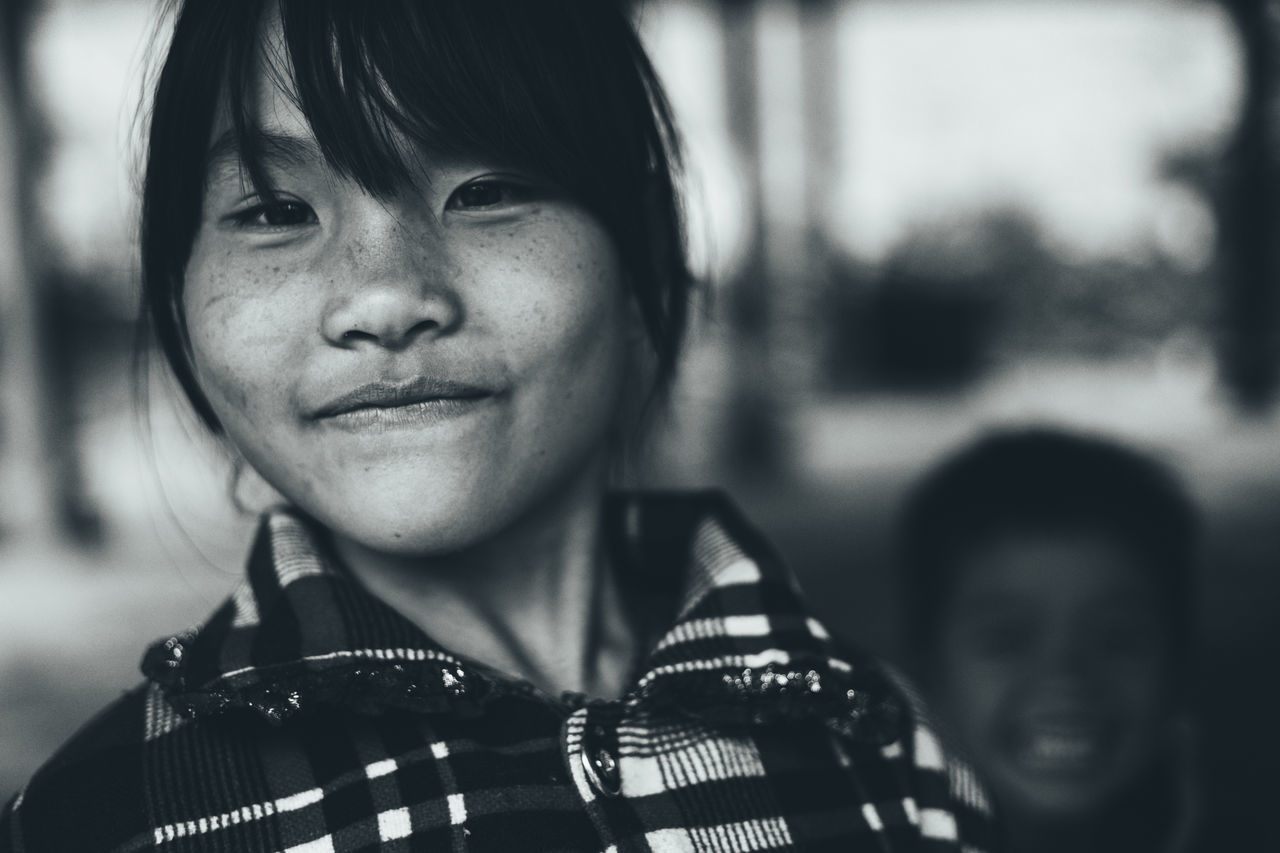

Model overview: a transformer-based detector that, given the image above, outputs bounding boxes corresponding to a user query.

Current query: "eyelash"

[229,199,317,229]
[223,175,540,230]
[445,177,537,211]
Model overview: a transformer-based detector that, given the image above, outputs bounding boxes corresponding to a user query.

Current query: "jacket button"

[581,745,621,797]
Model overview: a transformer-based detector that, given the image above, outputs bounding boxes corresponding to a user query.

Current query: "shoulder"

[863,661,1000,852]
[1,683,178,853]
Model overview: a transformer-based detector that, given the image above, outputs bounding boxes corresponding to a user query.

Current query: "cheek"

[935,651,1016,743]
[476,221,633,385]
[931,614,1039,750]
[183,259,301,427]
[1105,657,1170,725]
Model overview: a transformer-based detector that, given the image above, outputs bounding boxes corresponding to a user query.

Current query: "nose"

[1037,621,1096,687]
[322,289,460,350]
[320,204,462,350]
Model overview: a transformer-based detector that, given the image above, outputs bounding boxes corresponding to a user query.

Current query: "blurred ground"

[0,522,243,800]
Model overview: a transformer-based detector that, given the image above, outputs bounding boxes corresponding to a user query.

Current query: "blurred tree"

[0,0,59,540]
[1215,0,1280,409]
[821,201,1217,392]
[0,0,99,545]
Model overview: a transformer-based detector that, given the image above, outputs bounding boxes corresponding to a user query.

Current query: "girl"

[3,3,994,851]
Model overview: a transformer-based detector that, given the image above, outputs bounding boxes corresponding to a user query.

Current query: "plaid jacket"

[2,491,997,852]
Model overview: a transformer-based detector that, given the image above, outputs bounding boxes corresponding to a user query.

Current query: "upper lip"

[310,377,493,419]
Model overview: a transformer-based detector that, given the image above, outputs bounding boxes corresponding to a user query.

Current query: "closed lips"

[311,378,493,419]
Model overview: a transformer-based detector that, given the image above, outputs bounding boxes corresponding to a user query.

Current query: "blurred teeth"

[1022,726,1100,767]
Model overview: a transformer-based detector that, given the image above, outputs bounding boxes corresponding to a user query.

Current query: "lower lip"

[319,396,491,433]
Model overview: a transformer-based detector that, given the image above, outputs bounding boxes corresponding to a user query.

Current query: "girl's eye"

[446,178,534,212]
[230,200,317,228]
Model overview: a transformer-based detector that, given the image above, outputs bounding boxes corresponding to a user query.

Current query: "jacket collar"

[143,491,903,743]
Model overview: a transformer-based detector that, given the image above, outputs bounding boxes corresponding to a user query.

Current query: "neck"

[1003,814,1100,853]
[1001,757,1187,853]
[1002,804,1168,853]
[330,461,637,701]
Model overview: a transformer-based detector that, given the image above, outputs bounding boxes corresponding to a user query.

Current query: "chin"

[323,488,504,556]
[261,463,485,557]
[327,508,489,557]
[994,758,1142,822]
[1004,778,1112,821]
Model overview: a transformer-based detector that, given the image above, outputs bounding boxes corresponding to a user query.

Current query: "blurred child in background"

[898,428,1200,853]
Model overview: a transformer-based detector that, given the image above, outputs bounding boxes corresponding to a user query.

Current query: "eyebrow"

[204,128,325,182]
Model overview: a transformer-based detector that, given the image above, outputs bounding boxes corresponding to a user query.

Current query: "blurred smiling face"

[181,28,636,555]
[930,531,1172,820]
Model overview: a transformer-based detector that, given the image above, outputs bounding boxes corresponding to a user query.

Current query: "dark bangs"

[142,0,690,432]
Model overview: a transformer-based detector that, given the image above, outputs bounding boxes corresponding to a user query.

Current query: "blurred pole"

[798,0,839,389]
[755,0,827,431]
[719,0,838,478]
[0,0,59,540]
[720,0,786,475]
[1217,0,1280,410]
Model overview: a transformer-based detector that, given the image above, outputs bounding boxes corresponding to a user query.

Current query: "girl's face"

[183,53,637,556]
[929,532,1172,821]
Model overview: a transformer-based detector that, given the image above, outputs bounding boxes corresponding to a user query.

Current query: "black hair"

[141,0,691,433]
[897,427,1198,669]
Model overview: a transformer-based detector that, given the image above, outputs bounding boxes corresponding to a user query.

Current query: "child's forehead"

[952,530,1155,605]
[198,6,533,198]
[201,128,320,191]
[201,54,451,196]
[200,64,325,182]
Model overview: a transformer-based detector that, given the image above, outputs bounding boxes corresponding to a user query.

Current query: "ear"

[624,283,649,346]
[623,292,659,398]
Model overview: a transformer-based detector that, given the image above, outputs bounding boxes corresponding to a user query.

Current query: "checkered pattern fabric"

[2,492,998,852]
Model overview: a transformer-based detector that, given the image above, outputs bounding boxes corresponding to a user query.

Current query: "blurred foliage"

[821,204,1216,392]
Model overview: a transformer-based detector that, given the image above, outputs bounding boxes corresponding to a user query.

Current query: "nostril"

[338,318,442,349]
[323,293,459,350]
[406,317,442,339]
[341,327,379,344]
